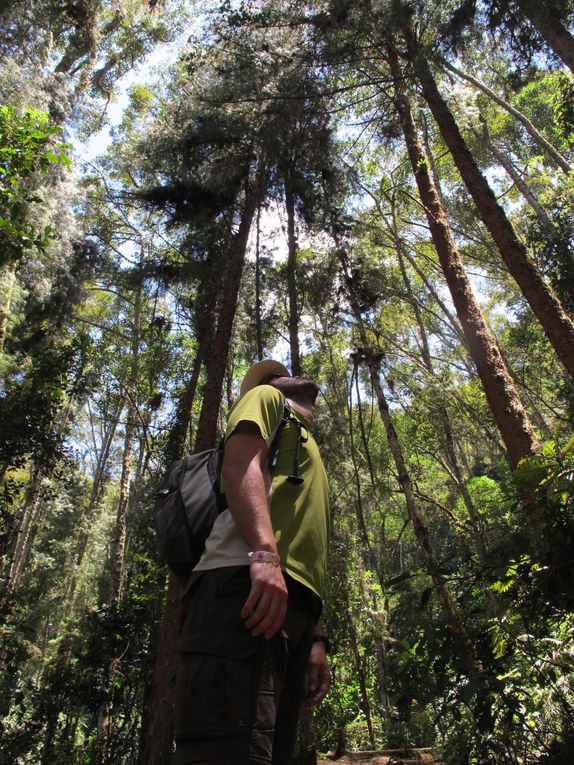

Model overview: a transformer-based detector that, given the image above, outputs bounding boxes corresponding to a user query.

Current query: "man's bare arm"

[222,421,288,639]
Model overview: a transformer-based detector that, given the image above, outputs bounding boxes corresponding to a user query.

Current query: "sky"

[77,38,183,163]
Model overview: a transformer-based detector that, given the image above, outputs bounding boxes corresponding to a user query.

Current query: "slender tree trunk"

[285,177,302,376]
[4,467,44,592]
[164,346,205,466]
[351,371,393,728]
[196,170,264,445]
[97,261,142,765]
[477,117,557,236]
[369,353,480,674]
[141,167,266,765]
[516,0,574,75]
[395,248,486,554]
[66,406,120,604]
[255,204,264,361]
[404,26,574,381]
[110,407,137,611]
[0,263,16,353]
[399,247,467,349]
[40,710,59,765]
[165,243,226,465]
[388,42,539,468]
[336,237,480,672]
[344,586,376,748]
[348,371,383,582]
[441,59,570,174]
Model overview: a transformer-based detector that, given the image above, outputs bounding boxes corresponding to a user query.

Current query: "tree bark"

[4,467,44,592]
[255,204,264,361]
[66,404,120,605]
[516,0,574,75]
[97,265,142,765]
[387,42,539,468]
[0,263,16,353]
[405,27,574,382]
[285,176,302,376]
[141,167,265,765]
[164,345,205,466]
[196,169,264,445]
[368,352,480,675]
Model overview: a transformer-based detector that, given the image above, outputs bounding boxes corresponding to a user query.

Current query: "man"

[175,359,331,765]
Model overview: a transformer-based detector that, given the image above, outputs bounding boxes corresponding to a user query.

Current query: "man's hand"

[304,641,331,707]
[241,562,288,639]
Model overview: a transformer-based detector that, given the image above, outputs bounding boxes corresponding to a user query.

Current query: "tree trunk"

[387,42,539,468]
[441,59,570,174]
[255,204,264,361]
[0,263,16,353]
[66,405,120,604]
[97,262,142,765]
[4,467,44,592]
[164,242,226,464]
[477,117,557,236]
[109,405,137,611]
[285,177,302,376]
[516,0,574,74]
[164,346,205,466]
[395,248,486,556]
[344,586,376,748]
[369,353,480,675]
[141,167,265,765]
[405,27,574,381]
[338,244,480,673]
[351,371,393,728]
[196,170,264,445]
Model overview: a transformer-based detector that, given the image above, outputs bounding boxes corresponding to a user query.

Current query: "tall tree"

[386,40,539,468]
[398,7,574,382]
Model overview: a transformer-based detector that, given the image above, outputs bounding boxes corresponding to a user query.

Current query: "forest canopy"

[1,1,574,764]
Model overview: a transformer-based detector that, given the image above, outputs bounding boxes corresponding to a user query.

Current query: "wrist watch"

[312,634,332,653]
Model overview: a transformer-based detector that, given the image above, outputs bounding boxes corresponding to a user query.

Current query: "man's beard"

[268,376,319,407]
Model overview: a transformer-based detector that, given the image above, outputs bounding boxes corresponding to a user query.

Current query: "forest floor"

[317,749,442,765]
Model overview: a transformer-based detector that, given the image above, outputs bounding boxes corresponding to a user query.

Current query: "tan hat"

[239,359,290,398]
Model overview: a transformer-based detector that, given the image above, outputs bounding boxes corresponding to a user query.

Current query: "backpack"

[154,403,295,584]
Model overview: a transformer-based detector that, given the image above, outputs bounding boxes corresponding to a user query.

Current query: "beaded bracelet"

[248,550,281,567]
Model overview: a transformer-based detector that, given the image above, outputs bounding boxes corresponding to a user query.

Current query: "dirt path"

[317,749,441,765]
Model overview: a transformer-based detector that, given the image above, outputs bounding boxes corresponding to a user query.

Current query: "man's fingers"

[262,597,287,639]
[245,587,288,638]
[240,581,263,620]
[244,588,272,629]
[305,687,328,707]
[241,564,288,638]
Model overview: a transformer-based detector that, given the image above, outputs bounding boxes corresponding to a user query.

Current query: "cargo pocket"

[175,631,262,740]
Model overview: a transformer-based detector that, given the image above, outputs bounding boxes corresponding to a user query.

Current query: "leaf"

[561,433,574,457]
[513,455,551,489]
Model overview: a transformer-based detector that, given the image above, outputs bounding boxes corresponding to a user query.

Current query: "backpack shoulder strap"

[267,400,292,469]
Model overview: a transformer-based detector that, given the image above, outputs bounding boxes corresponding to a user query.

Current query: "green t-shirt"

[223,385,329,598]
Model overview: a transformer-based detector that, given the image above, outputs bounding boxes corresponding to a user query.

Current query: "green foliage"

[551,71,574,147]
[0,104,70,266]
[2,2,574,764]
